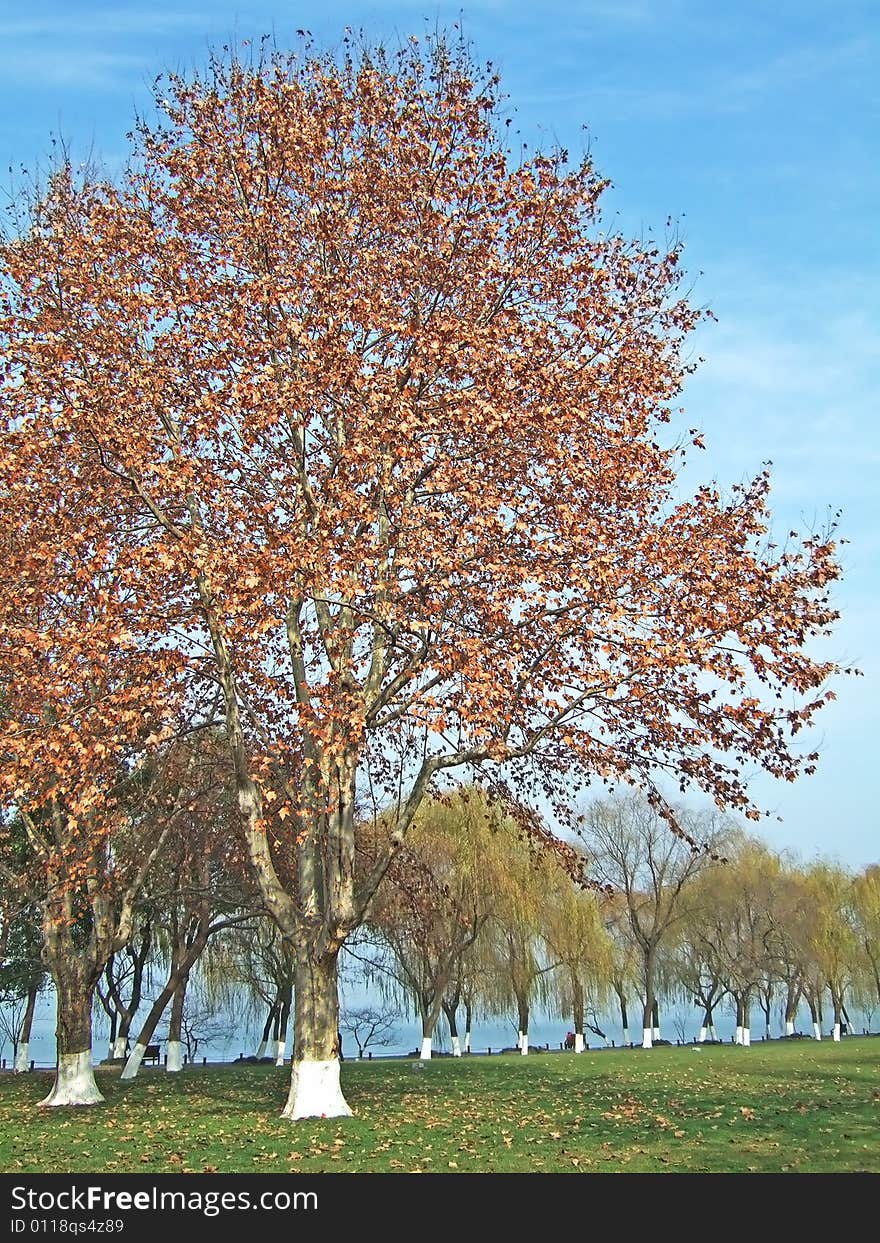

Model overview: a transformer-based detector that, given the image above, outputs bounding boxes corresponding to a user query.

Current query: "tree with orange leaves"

[0,32,844,1118]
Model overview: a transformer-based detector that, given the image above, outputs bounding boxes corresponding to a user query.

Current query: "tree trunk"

[166,978,186,1072]
[784,982,801,1036]
[651,997,661,1041]
[464,998,473,1054]
[641,994,653,1048]
[734,994,744,1045]
[255,999,278,1059]
[741,992,751,1047]
[443,1000,461,1056]
[572,974,585,1052]
[616,988,629,1046]
[831,988,844,1042]
[418,983,448,1060]
[807,993,822,1040]
[275,985,292,1065]
[698,1003,711,1043]
[282,950,351,1120]
[40,973,104,1106]
[121,975,178,1080]
[107,1011,119,1061]
[14,985,38,1073]
[517,996,530,1055]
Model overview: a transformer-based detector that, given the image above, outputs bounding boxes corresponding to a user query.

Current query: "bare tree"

[338,1005,399,1059]
[580,794,729,1048]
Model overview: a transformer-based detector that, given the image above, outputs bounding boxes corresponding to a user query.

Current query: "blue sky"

[1,2,877,868]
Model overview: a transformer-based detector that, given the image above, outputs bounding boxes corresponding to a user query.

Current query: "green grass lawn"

[1,1039,877,1174]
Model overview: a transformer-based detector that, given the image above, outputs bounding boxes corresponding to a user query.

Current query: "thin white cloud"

[0,47,148,90]
[0,10,211,38]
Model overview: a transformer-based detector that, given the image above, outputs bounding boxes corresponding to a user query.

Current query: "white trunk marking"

[39,1051,104,1107]
[464,1031,471,1054]
[622,1027,630,1046]
[255,1039,268,1059]
[742,1028,751,1047]
[642,1027,653,1049]
[113,1036,127,1059]
[14,1042,30,1073]
[832,1023,841,1042]
[652,1026,661,1041]
[120,1042,147,1081]
[735,1025,743,1045]
[698,1026,707,1043]
[520,1031,529,1055]
[813,1022,822,1041]
[709,1025,718,1042]
[574,1033,585,1053]
[451,1035,461,1057]
[282,1058,352,1120]
[420,1037,432,1061]
[166,1041,183,1072]
[275,1038,286,1066]
[785,1020,795,1036]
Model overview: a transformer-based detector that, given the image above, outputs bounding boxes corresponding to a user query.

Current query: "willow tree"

[1,32,844,1117]
[361,788,500,1060]
[803,862,858,1042]
[852,865,880,1016]
[695,836,782,1046]
[544,870,613,1051]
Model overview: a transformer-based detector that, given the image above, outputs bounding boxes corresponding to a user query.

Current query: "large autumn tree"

[0,33,843,1118]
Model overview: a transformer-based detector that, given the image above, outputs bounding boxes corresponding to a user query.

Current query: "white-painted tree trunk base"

[113,1036,128,1059]
[166,1041,183,1072]
[464,1032,471,1054]
[574,1033,585,1053]
[709,1025,718,1042]
[641,1028,653,1049]
[735,1025,743,1045]
[785,1020,795,1036]
[39,1052,104,1107]
[832,1023,841,1042]
[255,1039,268,1059]
[742,1028,751,1047]
[622,1027,630,1046]
[120,1042,147,1081]
[282,1059,352,1120]
[420,1037,432,1061]
[813,1022,822,1041]
[275,1039,286,1066]
[520,1031,529,1055]
[14,1043,29,1073]
[451,1036,461,1057]
[697,1026,707,1043]
[652,1026,661,1041]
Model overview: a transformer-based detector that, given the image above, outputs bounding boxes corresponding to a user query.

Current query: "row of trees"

[355,790,880,1055]
[4,788,877,1080]
[0,33,845,1118]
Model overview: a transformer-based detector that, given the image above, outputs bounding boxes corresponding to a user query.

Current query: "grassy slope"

[0,1039,877,1174]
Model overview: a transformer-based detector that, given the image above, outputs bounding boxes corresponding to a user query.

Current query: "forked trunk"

[40,978,103,1107]
[443,1001,462,1057]
[282,951,351,1120]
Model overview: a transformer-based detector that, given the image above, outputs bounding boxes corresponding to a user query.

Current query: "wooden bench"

[144,1044,161,1065]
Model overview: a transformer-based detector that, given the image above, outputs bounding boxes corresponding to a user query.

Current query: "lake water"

[4,991,871,1068]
